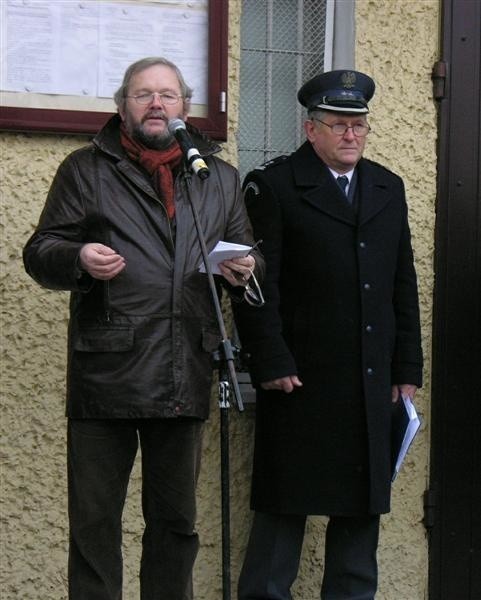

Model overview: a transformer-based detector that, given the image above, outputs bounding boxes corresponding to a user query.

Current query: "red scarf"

[120,123,183,219]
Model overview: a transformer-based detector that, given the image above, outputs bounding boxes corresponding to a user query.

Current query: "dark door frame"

[428,0,481,598]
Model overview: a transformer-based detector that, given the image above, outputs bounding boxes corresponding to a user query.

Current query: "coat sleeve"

[390,180,423,387]
[23,151,95,292]
[232,170,297,385]
[213,159,265,297]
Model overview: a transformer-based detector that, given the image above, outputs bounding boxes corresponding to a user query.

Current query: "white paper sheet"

[392,396,421,482]
[198,241,252,275]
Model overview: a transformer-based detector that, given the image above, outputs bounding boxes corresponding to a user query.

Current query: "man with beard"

[23,57,264,600]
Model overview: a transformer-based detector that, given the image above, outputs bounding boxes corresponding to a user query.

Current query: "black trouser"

[238,511,380,600]
[67,418,204,600]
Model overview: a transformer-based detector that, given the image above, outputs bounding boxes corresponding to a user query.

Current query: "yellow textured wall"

[0,1,437,598]
[355,2,438,598]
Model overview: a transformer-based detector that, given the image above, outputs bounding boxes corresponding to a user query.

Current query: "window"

[238,0,333,178]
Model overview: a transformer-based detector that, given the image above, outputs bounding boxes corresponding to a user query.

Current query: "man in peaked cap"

[234,70,423,599]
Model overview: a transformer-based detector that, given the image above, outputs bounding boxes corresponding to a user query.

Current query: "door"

[428,0,481,598]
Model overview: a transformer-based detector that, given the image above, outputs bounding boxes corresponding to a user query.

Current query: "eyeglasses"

[126,92,183,105]
[312,119,371,137]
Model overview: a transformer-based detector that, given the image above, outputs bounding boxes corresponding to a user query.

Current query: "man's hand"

[218,255,256,287]
[261,375,303,394]
[79,243,126,280]
[392,384,418,403]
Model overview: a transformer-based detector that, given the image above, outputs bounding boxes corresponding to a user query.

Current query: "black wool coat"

[234,141,423,516]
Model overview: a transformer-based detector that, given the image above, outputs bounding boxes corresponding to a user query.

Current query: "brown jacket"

[24,115,263,420]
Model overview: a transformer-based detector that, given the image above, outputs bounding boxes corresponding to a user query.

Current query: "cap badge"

[341,71,356,89]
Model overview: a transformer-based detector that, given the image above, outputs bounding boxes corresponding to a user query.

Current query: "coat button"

[367,367,374,375]
[363,283,371,290]
[359,241,366,248]
[365,325,373,332]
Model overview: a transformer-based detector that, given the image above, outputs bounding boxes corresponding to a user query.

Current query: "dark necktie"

[336,175,349,196]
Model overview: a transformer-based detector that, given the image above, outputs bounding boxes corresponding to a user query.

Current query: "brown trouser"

[67,417,204,600]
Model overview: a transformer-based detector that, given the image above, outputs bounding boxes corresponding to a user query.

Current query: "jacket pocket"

[74,327,134,352]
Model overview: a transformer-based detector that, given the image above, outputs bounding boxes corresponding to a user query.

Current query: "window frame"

[0,0,228,140]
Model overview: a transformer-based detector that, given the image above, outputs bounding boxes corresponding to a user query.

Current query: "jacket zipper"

[104,280,111,322]
[154,189,176,253]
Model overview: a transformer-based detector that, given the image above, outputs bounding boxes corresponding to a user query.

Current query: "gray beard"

[131,124,175,150]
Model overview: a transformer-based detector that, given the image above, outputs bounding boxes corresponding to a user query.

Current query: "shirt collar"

[328,167,355,183]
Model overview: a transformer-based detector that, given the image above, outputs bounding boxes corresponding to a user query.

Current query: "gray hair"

[114,56,193,113]
[307,109,329,121]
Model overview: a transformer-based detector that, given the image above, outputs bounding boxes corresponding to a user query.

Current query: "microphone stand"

[180,166,244,600]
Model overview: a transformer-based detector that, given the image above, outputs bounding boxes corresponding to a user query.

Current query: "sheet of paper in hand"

[391,395,421,482]
[198,240,252,275]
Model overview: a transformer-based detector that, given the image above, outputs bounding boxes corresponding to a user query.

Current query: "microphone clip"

[168,118,210,180]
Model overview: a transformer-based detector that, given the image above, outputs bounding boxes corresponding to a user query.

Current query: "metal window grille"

[238,0,330,179]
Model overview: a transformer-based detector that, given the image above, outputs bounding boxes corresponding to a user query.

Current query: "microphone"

[168,118,210,180]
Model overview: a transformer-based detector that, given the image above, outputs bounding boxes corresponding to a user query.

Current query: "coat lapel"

[94,114,167,204]
[116,158,160,202]
[290,144,393,227]
[291,143,357,226]
[356,159,393,226]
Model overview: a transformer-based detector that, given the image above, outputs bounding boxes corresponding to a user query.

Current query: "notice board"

[0,0,228,139]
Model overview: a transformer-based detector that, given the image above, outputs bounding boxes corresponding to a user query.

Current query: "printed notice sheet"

[1,0,208,104]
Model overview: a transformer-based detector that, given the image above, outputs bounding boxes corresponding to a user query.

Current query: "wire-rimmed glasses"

[126,92,183,105]
[312,119,371,137]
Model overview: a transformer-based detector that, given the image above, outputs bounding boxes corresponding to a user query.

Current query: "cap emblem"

[341,71,356,89]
